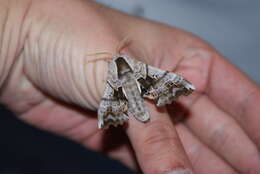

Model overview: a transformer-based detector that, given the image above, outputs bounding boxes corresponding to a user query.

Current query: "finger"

[176,124,238,174]
[207,55,260,147]
[18,0,120,112]
[185,95,260,174]
[127,103,193,174]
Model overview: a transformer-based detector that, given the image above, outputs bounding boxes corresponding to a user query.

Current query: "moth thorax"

[116,57,132,76]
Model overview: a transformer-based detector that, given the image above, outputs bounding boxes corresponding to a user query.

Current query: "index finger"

[126,102,193,174]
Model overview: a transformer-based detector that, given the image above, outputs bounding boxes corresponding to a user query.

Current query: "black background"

[0,105,135,174]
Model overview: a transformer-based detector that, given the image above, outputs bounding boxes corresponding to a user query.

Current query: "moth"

[98,54,195,129]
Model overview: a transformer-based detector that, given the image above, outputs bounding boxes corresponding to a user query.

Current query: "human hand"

[1,0,260,174]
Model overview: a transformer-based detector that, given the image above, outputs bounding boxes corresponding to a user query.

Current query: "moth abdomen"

[122,74,150,122]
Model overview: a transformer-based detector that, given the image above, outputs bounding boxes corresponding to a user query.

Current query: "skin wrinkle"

[139,121,181,157]
[242,90,260,136]
[0,4,10,89]
[44,22,54,96]
[25,35,39,86]
[93,59,100,103]
[15,80,46,115]
[101,61,108,96]
[208,121,230,153]
[67,41,92,108]
[77,48,99,108]
[83,54,106,106]
[0,4,8,64]
[77,125,101,147]
[20,98,88,133]
[53,27,66,100]
[15,0,32,56]
[19,97,51,121]
[0,1,9,89]
[55,115,88,135]
[63,117,96,140]
[52,26,70,101]
[38,24,47,93]
[31,101,77,133]
[35,16,50,90]
[24,14,49,88]
[82,129,104,150]
[67,44,83,105]
[80,57,97,108]
[22,23,33,84]
[86,59,99,105]
[96,60,106,99]
[5,0,33,85]
[185,143,201,170]
[49,27,61,98]
[8,50,44,114]
[236,88,259,122]
[84,61,99,108]
[62,39,74,102]
[60,34,77,103]
[205,51,217,95]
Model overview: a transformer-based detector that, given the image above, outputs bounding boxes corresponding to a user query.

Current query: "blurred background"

[0,1,259,174]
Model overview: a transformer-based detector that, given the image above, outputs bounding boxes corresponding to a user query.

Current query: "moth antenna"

[85,52,113,64]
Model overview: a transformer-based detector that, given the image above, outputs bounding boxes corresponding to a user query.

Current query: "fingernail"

[167,168,193,174]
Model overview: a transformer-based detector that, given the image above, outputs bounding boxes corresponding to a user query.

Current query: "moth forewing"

[97,83,129,129]
[98,54,195,129]
[179,79,196,95]
[141,65,195,106]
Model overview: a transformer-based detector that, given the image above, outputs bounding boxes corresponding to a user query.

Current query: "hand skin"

[1,0,260,174]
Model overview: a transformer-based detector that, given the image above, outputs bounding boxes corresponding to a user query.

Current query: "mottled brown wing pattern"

[141,65,195,106]
[98,54,195,129]
[98,83,128,129]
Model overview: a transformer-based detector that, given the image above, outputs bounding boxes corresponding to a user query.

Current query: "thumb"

[22,0,120,110]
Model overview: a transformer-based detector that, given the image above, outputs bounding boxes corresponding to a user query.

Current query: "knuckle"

[140,121,178,156]
[143,121,175,145]
[237,87,260,121]
[209,122,231,152]
[185,145,201,168]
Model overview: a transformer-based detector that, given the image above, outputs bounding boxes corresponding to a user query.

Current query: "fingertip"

[126,104,193,174]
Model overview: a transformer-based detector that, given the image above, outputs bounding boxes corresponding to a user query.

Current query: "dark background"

[0,105,134,174]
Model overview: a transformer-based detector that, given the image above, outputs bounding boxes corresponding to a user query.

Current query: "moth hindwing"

[98,54,195,129]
